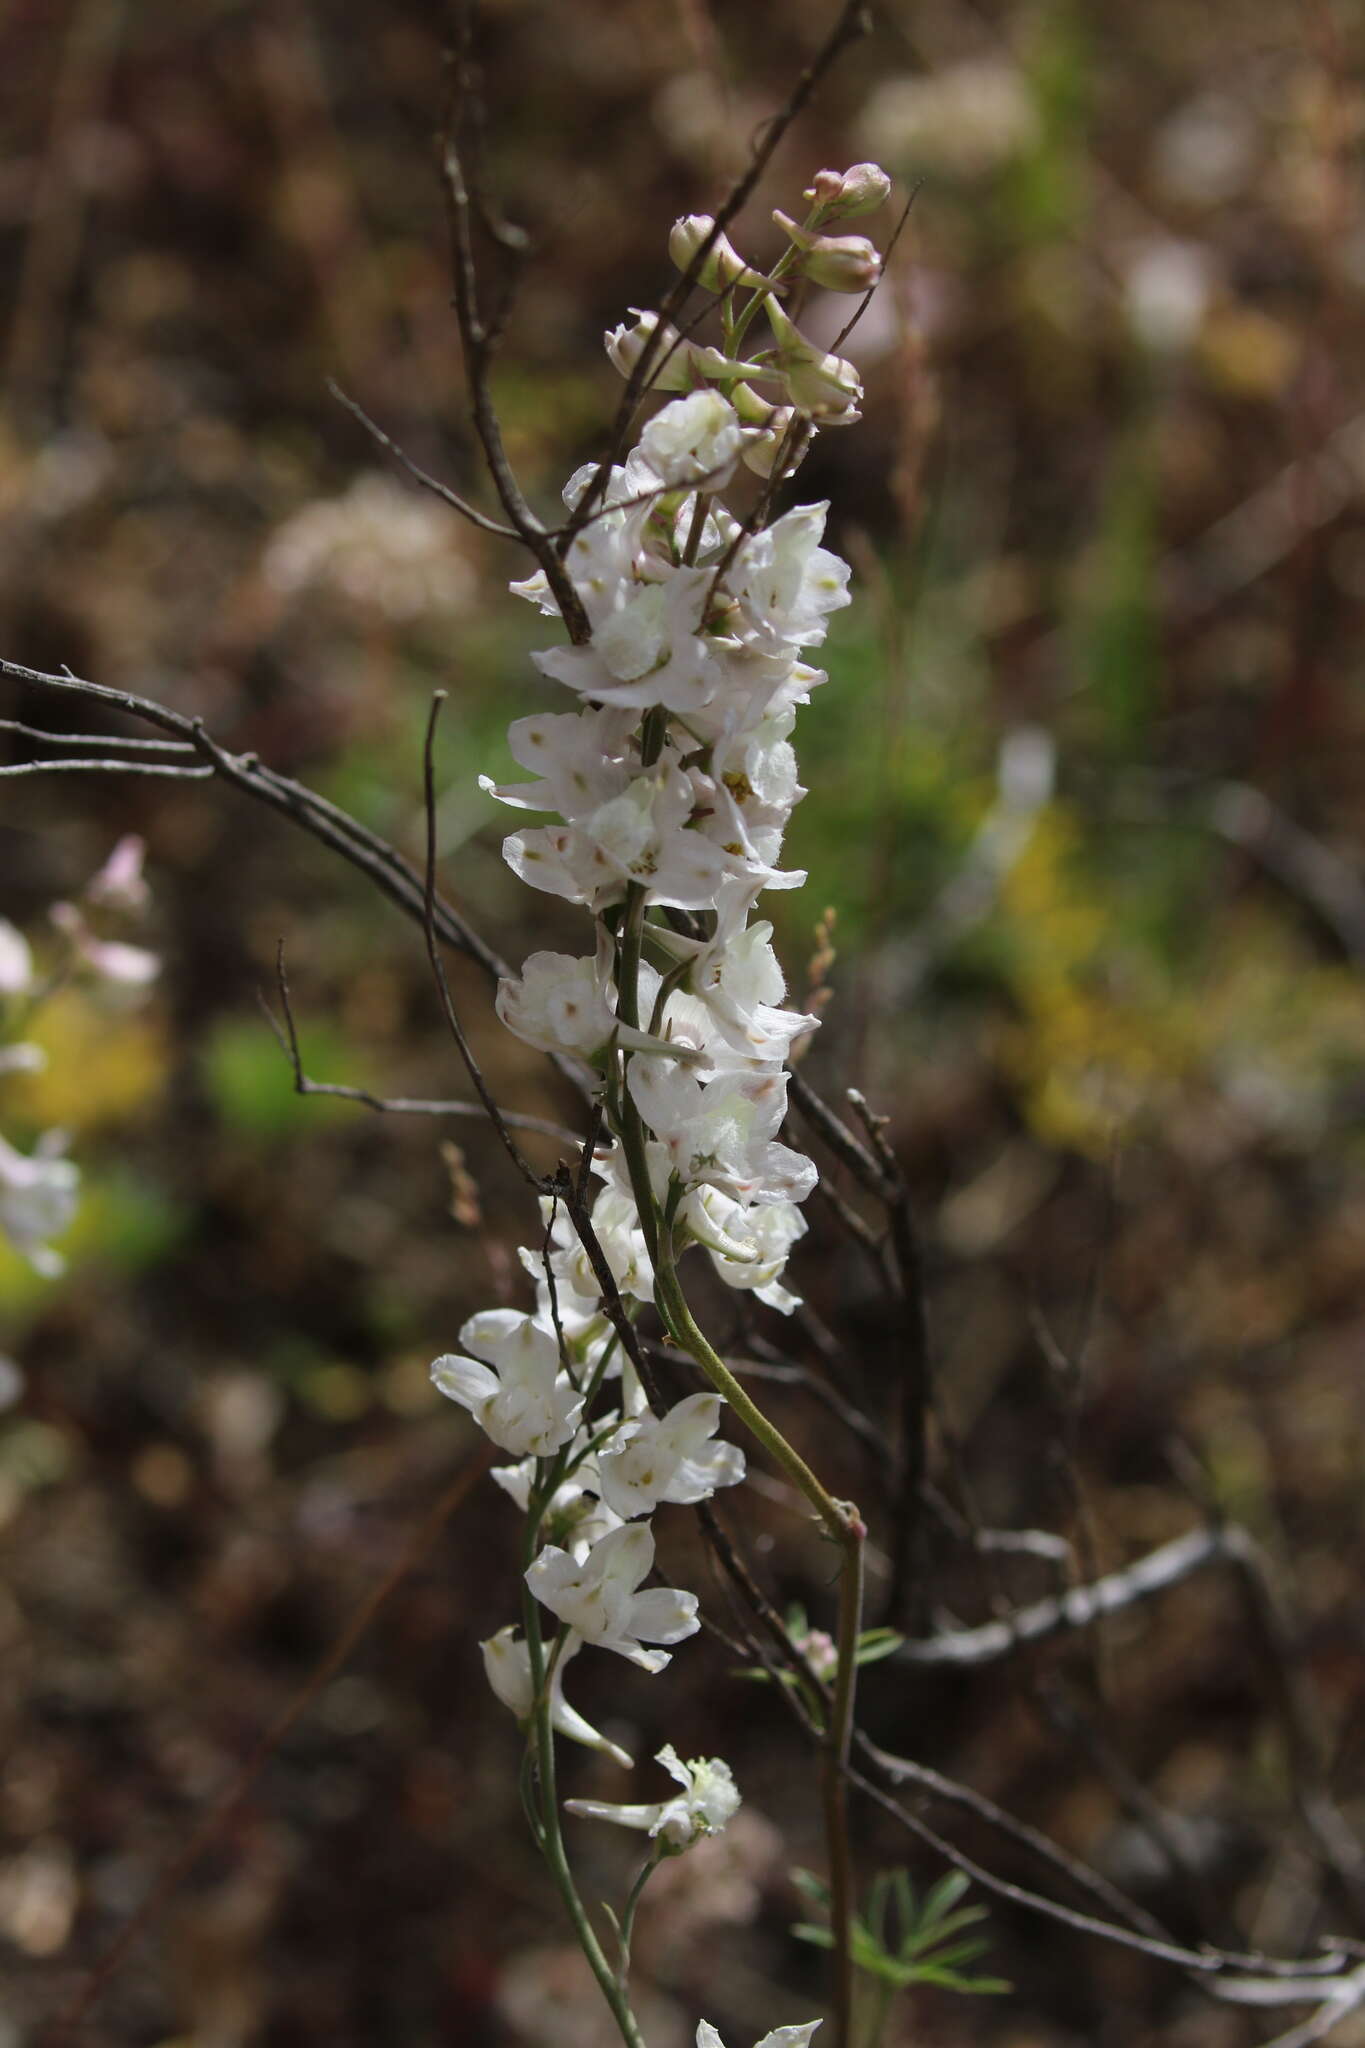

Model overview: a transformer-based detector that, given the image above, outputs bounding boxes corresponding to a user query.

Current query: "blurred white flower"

[0,921,35,997]
[262,473,476,622]
[83,835,151,914]
[0,1132,79,1277]
[1123,240,1214,352]
[859,61,1037,180]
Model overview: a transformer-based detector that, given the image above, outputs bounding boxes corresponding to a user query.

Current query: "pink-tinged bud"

[803,161,893,220]
[668,215,773,295]
[772,210,882,293]
[765,300,863,424]
[84,835,150,914]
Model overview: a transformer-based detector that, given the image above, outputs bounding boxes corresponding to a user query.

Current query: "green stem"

[824,1502,866,2048]
[616,1842,666,1994]
[520,1585,649,2048]
[653,1239,866,2048]
[653,1247,849,1544]
[861,1978,894,2048]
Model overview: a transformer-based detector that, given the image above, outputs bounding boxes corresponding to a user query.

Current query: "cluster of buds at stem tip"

[429,163,886,1979]
[606,161,894,436]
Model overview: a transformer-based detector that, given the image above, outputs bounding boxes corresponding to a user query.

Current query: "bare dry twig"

[261,940,581,1145]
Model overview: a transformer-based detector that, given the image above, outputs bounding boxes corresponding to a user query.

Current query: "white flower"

[772,210,882,293]
[627,1061,817,1206]
[50,902,158,987]
[566,1743,739,1848]
[481,1625,634,1770]
[431,1309,584,1457]
[605,311,768,393]
[496,949,621,1059]
[495,944,695,1063]
[582,766,739,908]
[84,836,151,913]
[535,569,725,717]
[605,310,697,390]
[697,2023,821,2048]
[526,1521,699,1672]
[596,1391,745,1521]
[729,504,851,654]
[0,920,35,997]
[482,707,636,820]
[0,1131,79,1277]
[518,1180,655,1315]
[680,1186,808,1314]
[639,392,744,490]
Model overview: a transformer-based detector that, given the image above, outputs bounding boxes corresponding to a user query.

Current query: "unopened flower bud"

[669,215,773,295]
[803,162,892,219]
[765,300,863,424]
[772,210,881,293]
[604,309,695,390]
[741,408,808,478]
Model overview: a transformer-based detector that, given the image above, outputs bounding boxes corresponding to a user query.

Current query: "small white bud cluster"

[0,839,159,1277]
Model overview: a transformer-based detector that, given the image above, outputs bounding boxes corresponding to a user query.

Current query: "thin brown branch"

[844,1089,932,1632]
[0,718,194,752]
[0,757,215,779]
[829,182,920,355]
[438,36,590,641]
[0,658,595,1115]
[850,1755,1361,2004]
[893,1525,1230,1666]
[261,943,580,1145]
[327,378,521,539]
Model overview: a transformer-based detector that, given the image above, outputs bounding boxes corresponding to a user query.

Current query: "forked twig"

[261,941,580,1145]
